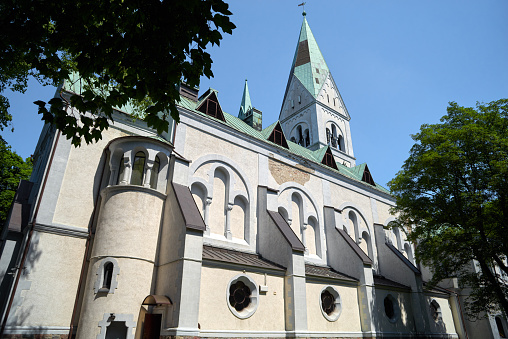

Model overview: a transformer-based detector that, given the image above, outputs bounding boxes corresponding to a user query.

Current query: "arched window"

[94,257,120,294]
[150,156,160,189]
[326,128,331,145]
[116,157,125,185]
[297,125,303,146]
[102,262,114,290]
[131,151,146,186]
[331,125,338,148]
[338,135,344,151]
[430,300,442,322]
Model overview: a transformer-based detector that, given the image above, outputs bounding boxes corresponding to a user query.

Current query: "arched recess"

[278,182,323,260]
[209,166,229,237]
[188,154,253,246]
[404,243,415,264]
[191,182,207,220]
[307,216,319,256]
[231,195,248,242]
[338,202,376,265]
[290,122,311,147]
[360,231,374,259]
[392,227,403,251]
[325,120,346,152]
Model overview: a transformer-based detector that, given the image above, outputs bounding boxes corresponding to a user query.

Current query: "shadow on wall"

[5,231,42,328]
[369,289,450,338]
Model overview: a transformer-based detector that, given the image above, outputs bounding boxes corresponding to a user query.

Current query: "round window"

[384,294,399,323]
[226,274,259,319]
[320,286,342,321]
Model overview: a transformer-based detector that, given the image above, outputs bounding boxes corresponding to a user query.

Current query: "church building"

[2,11,506,339]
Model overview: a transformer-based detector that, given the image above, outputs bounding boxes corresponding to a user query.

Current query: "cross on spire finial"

[298,2,306,16]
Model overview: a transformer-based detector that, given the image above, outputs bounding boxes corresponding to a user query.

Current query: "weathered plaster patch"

[268,158,313,186]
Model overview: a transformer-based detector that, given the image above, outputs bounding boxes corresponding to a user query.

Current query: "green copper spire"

[288,15,330,98]
[238,79,252,119]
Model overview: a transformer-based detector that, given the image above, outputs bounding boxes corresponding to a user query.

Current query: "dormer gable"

[361,164,375,186]
[320,146,338,170]
[264,121,289,149]
[197,89,225,122]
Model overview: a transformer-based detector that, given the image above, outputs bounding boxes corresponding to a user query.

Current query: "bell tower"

[279,12,356,167]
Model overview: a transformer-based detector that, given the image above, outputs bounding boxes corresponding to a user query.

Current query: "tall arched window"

[338,135,344,151]
[326,128,331,145]
[150,156,160,189]
[297,126,304,146]
[131,152,146,186]
[331,125,338,148]
[102,262,114,290]
[304,129,310,147]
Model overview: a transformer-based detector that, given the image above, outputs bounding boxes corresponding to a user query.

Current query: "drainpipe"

[0,129,61,337]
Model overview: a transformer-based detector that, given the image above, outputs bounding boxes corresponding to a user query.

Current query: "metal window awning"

[142,295,172,306]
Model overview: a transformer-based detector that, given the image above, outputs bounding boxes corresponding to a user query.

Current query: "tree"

[0,0,235,145]
[0,138,33,229]
[388,99,508,318]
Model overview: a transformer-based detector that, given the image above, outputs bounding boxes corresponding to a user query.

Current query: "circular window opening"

[384,294,399,323]
[226,274,258,319]
[320,286,342,322]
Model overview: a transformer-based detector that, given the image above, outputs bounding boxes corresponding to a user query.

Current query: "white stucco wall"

[305,281,362,333]
[198,266,285,332]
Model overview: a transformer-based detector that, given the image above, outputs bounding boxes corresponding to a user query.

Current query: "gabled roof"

[282,14,330,103]
[263,121,289,149]
[319,146,338,170]
[238,80,252,119]
[196,88,225,122]
[177,95,390,194]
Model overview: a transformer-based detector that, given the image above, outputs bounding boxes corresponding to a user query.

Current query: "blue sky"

[3,0,508,187]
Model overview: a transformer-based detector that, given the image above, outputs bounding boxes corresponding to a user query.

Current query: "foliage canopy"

[389,99,508,317]
[0,138,33,229]
[0,0,235,145]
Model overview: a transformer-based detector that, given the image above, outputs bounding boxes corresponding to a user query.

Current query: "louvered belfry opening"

[321,147,338,170]
[362,165,376,186]
[268,122,289,149]
[197,92,225,121]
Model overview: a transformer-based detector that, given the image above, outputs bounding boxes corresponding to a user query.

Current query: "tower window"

[291,99,294,108]
[94,257,120,294]
[298,95,301,104]
[102,262,113,290]
[316,68,320,74]
[327,94,329,103]
[131,151,146,186]
[315,78,319,84]
[150,156,160,189]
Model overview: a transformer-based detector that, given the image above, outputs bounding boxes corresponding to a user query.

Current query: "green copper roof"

[238,80,252,119]
[289,16,330,98]
[176,95,389,194]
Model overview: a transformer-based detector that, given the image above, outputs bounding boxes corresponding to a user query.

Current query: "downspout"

[68,148,107,338]
[0,129,61,337]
